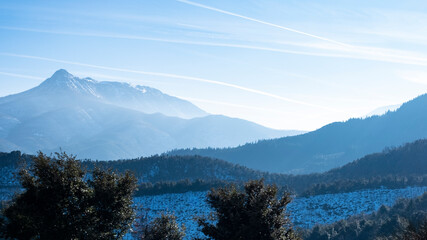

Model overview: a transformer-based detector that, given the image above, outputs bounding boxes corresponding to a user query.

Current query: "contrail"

[0,52,341,112]
[0,26,344,58]
[0,71,44,80]
[177,0,352,48]
[0,69,305,114]
[3,26,427,67]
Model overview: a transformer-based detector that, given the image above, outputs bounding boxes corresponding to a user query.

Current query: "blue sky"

[1,0,427,130]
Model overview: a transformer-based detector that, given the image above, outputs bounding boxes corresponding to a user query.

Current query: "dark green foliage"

[88,168,137,239]
[302,192,427,240]
[0,151,32,188]
[399,220,427,240]
[0,151,31,168]
[198,179,300,240]
[141,213,185,240]
[86,155,266,183]
[0,213,5,239]
[1,152,137,240]
[301,174,427,196]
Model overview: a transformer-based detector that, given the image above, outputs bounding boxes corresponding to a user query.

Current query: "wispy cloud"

[0,69,304,116]
[0,26,345,58]
[177,0,352,48]
[0,52,342,112]
[4,25,427,69]
[176,1,427,67]
[272,39,427,67]
[398,70,427,85]
[0,71,44,80]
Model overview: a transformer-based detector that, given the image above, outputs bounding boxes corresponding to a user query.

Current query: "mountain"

[324,139,427,179]
[0,69,207,120]
[364,104,401,117]
[0,69,300,159]
[170,93,427,174]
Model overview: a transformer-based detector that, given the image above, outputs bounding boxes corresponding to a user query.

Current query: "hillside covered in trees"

[1,139,427,196]
[169,94,427,174]
[302,192,427,239]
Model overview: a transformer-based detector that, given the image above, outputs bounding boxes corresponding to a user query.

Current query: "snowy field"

[0,187,19,202]
[1,186,426,239]
[134,186,427,239]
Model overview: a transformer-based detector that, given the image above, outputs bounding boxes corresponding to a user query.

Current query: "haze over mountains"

[0,69,303,160]
[3,69,426,175]
[364,104,401,118]
[171,93,427,174]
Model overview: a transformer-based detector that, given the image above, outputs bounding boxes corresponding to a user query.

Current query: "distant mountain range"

[0,69,302,159]
[364,104,401,117]
[170,93,427,174]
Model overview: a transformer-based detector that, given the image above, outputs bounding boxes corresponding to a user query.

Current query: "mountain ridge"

[0,70,302,159]
[18,69,208,119]
[2,138,427,195]
[169,93,427,174]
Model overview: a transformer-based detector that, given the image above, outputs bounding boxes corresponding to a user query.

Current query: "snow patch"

[134,186,427,239]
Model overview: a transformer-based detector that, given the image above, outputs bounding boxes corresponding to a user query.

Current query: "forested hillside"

[302,192,427,239]
[1,138,426,195]
[170,94,427,174]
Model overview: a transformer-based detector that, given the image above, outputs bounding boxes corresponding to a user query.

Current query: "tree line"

[300,174,427,196]
[1,139,427,196]
[301,191,427,239]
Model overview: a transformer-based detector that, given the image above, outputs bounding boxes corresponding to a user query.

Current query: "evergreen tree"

[400,220,427,240]
[1,151,137,240]
[0,213,5,239]
[197,179,300,240]
[142,213,185,240]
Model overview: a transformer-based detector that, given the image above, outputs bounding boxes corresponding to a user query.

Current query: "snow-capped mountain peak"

[31,69,208,119]
[38,69,99,96]
[51,68,72,79]
[0,69,299,160]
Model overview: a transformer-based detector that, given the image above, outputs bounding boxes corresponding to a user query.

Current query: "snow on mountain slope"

[1,69,208,119]
[0,69,300,160]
